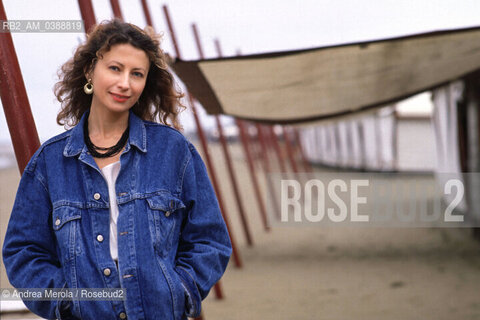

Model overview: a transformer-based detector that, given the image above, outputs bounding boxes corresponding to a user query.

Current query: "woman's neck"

[88,106,129,140]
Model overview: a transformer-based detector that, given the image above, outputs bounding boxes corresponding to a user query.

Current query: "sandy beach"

[1,141,480,319]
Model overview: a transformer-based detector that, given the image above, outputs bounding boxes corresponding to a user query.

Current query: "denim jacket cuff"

[175,266,201,318]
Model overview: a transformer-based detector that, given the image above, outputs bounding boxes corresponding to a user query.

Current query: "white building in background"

[300,92,436,172]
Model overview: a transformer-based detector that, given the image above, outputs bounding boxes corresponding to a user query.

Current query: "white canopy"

[171,26,480,124]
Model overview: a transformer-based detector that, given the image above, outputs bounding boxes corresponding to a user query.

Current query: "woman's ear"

[83,58,97,80]
[83,67,91,81]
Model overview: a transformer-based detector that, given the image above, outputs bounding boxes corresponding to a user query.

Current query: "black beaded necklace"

[83,117,129,158]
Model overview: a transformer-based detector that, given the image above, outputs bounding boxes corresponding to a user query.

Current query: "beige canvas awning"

[171,26,480,124]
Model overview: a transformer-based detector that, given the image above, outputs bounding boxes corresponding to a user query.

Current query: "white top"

[100,161,121,262]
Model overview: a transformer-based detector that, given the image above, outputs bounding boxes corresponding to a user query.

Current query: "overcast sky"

[1,0,480,143]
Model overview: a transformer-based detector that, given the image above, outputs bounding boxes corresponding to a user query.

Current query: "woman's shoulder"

[24,130,72,173]
[43,129,73,145]
[143,120,192,146]
[142,120,201,161]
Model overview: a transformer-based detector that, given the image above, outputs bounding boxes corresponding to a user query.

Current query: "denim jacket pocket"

[145,193,185,257]
[52,206,83,263]
[146,192,185,257]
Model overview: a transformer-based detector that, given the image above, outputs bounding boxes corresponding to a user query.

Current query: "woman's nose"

[117,72,130,89]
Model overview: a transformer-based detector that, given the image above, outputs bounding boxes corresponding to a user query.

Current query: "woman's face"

[88,43,150,115]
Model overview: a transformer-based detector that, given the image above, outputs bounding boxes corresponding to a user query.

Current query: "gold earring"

[83,78,93,95]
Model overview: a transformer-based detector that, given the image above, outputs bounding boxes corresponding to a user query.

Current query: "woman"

[3,19,232,320]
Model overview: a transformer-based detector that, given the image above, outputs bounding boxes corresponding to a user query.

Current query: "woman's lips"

[110,92,130,102]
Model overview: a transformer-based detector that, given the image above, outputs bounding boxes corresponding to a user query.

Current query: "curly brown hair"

[54,19,184,129]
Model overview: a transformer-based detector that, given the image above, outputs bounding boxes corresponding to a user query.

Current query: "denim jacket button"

[55,218,60,226]
[165,211,171,217]
[103,268,111,276]
[93,193,101,200]
[96,234,104,242]
[119,312,127,319]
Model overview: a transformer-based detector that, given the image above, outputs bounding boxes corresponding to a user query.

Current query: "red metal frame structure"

[0,0,41,174]
[109,0,123,20]
[140,0,153,27]
[281,127,299,173]
[163,6,231,306]
[77,0,96,33]
[293,128,313,172]
[255,123,281,218]
[285,126,311,173]
[162,4,243,275]
[266,125,287,172]
[244,122,260,163]
[255,124,272,170]
[192,24,254,246]
[255,125,274,173]
[235,118,270,231]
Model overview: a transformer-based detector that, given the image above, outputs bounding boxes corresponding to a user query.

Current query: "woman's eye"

[133,72,144,78]
[109,66,120,71]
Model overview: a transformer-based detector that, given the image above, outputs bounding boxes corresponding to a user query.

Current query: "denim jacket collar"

[63,110,147,157]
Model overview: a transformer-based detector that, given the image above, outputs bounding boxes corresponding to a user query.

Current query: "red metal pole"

[255,123,281,218]
[287,126,307,172]
[293,128,313,172]
[236,120,270,231]
[246,122,263,166]
[245,123,270,202]
[162,4,180,56]
[214,40,270,232]
[162,5,242,273]
[255,124,272,172]
[140,0,153,27]
[0,1,40,174]
[206,106,255,243]
[109,0,123,20]
[267,125,288,172]
[281,126,299,173]
[77,0,96,33]
[262,125,281,171]
[192,24,253,246]
[188,97,232,300]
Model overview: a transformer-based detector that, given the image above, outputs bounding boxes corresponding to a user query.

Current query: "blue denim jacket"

[2,111,232,320]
